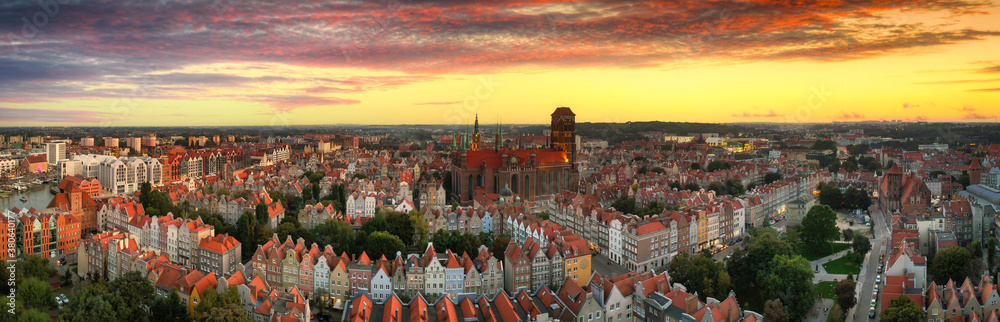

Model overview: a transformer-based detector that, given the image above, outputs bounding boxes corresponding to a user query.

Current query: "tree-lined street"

[849,205,892,322]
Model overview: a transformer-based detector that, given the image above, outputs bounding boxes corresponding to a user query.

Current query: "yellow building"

[696,210,708,252]
[562,240,592,287]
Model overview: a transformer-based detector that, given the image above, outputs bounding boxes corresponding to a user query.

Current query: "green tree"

[727,228,794,293]
[818,184,844,208]
[410,210,430,247]
[842,228,855,242]
[811,140,836,150]
[853,234,871,257]
[23,254,54,280]
[763,299,790,322]
[828,161,841,173]
[205,303,249,322]
[725,178,745,196]
[969,240,983,260]
[706,160,730,172]
[760,255,815,321]
[844,186,871,210]
[930,246,974,285]
[764,172,783,185]
[800,205,840,255]
[846,144,870,155]
[611,196,636,215]
[683,182,700,191]
[236,212,257,259]
[361,215,390,234]
[366,231,406,260]
[490,235,511,261]
[383,210,416,246]
[18,278,55,311]
[194,286,242,320]
[667,253,731,301]
[139,182,152,209]
[458,233,482,257]
[108,271,155,321]
[255,202,268,224]
[707,182,727,196]
[669,181,682,190]
[275,222,298,240]
[19,308,48,322]
[308,172,325,183]
[989,237,998,268]
[61,269,73,287]
[59,281,115,322]
[881,296,923,322]
[150,291,188,322]
[312,219,355,254]
[833,279,857,315]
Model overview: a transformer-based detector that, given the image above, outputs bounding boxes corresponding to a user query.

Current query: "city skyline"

[2,0,1000,127]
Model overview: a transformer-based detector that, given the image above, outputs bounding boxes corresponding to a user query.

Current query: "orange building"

[21,154,47,173]
[59,175,102,198]
[48,181,101,233]
[1,208,81,261]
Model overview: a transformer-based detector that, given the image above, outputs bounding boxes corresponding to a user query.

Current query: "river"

[1,182,59,213]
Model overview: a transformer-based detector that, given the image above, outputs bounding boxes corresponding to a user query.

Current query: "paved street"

[849,206,892,322]
[590,253,631,277]
[806,298,835,322]
[712,238,745,262]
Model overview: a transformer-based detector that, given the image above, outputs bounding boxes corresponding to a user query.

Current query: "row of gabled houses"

[152,262,310,321]
[547,168,827,273]
[343,269,761,322]
[247,234,506,310]
[77,225,242,281]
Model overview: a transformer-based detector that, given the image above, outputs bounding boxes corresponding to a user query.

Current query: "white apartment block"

[0,158,18,176]
[67,154,163,195]
[46,141,66,165]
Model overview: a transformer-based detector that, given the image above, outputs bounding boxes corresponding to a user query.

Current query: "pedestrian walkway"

[811,249,852,283]
[805,298,835,322]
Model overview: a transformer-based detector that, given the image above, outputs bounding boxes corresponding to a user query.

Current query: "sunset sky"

[1,0,998,127]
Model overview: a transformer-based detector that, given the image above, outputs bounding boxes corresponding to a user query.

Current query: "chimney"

[658,279,667,294]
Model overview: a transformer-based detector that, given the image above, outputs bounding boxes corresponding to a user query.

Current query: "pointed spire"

[496,116,503,152]
[474,113,480,135]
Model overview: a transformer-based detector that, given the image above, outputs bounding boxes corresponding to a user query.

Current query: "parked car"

[869,308,876,318]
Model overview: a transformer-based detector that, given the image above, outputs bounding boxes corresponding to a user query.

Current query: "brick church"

[878,164,932,213]
[451,107,579,205]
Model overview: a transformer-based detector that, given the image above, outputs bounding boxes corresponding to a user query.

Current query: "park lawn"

[800,243,852,261]
[828,303,845,322]
[823,254,863,275]
[816,281,837,299]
